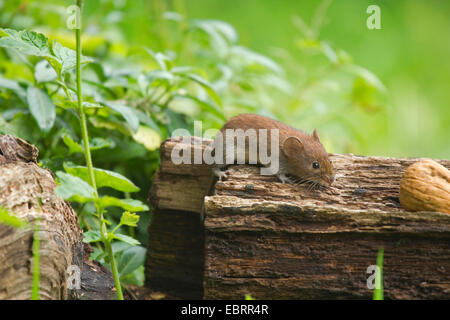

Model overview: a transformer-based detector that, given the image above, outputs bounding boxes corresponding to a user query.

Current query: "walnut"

[399,159,450,214]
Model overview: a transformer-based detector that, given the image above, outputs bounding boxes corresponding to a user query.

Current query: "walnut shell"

[399,159,450,214]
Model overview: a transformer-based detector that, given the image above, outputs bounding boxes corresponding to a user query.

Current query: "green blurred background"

[175,0,450,158]
[1,0,449,159]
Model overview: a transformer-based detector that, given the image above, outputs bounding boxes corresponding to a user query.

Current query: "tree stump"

[146,137,450,299]
[0,134,115,300]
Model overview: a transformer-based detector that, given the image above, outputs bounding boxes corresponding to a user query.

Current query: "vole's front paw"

[213,167,230,181]
[277,173,292,184]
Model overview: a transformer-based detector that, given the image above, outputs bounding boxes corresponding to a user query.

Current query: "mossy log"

[0,134,115,300]
[146,137,450,299]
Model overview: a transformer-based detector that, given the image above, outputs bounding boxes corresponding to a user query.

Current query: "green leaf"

[63,163,140,193]
[118,246,146,276]
[199,20,238,43]
[62,134,84,154]
[321,42,339,64]
[98,197,148,212]
[0,76,26,101]
[87,137,115,151]
[163,11,184,22]
[345,64,386,93]
[0,29,92,78]
[51,40,93,75]
[54,171,96,203]
[135,110,162,135]
[131,125,162,151]
[145,70,175,86]
[230,46,283,74]
[113,233,140,246]
[120,265,144,286]
[26,86,56,132]
[0,206,27,228]
[34,60,57,83]
[144,48,172,71]
[120,211,140,227]
[190,20,229,57]
[83,230,102,243]
[62,134,115,154]
[0,29,50,56]
[112,241,132,254]
[82,102,103,109]
[174,71,222,107]
[174,94,225,120]
[104,102,140,132]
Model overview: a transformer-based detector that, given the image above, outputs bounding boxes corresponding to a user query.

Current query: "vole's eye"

[312,161,320,169]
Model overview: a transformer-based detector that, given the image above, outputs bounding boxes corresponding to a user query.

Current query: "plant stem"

[373,247,384,300]
[105,241,124,300]
[75,0,123,300]
[31,217,40,300]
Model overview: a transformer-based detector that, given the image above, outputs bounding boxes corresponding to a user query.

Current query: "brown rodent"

[211,113,335,187]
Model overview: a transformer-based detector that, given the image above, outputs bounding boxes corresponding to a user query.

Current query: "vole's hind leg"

[213,164,230,181]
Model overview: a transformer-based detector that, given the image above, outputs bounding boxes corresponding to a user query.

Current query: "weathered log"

[0,134,115,300]
[147,137,450,299]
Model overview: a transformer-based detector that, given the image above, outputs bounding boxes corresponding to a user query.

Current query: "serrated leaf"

[54,171,96,203]
[51,40,93,75]
[0,30,92,78]
[63,162,140,193]
[120,211,140,227]
[118,246,146,276]
[104,102,139,132]
[113,233,140,246]
[98,197,148,212]
[83,230,102,243]
[26,86,56,132]
[0,28,50,56]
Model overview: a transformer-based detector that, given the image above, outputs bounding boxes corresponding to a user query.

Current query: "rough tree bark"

[146,137,450,300]
[0,134,115,300]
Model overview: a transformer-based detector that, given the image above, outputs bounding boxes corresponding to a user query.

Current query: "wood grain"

[147,137,450,299]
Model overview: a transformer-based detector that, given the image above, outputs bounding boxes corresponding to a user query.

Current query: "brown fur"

[215,113,335,186]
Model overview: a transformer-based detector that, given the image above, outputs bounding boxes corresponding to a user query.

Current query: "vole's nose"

[327,175,335,185]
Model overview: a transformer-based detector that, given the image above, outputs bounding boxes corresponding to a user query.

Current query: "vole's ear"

[312,129,321,142]
[282,136,304,158]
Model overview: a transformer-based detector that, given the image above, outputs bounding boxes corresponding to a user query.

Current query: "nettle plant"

[0,27,152,298]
